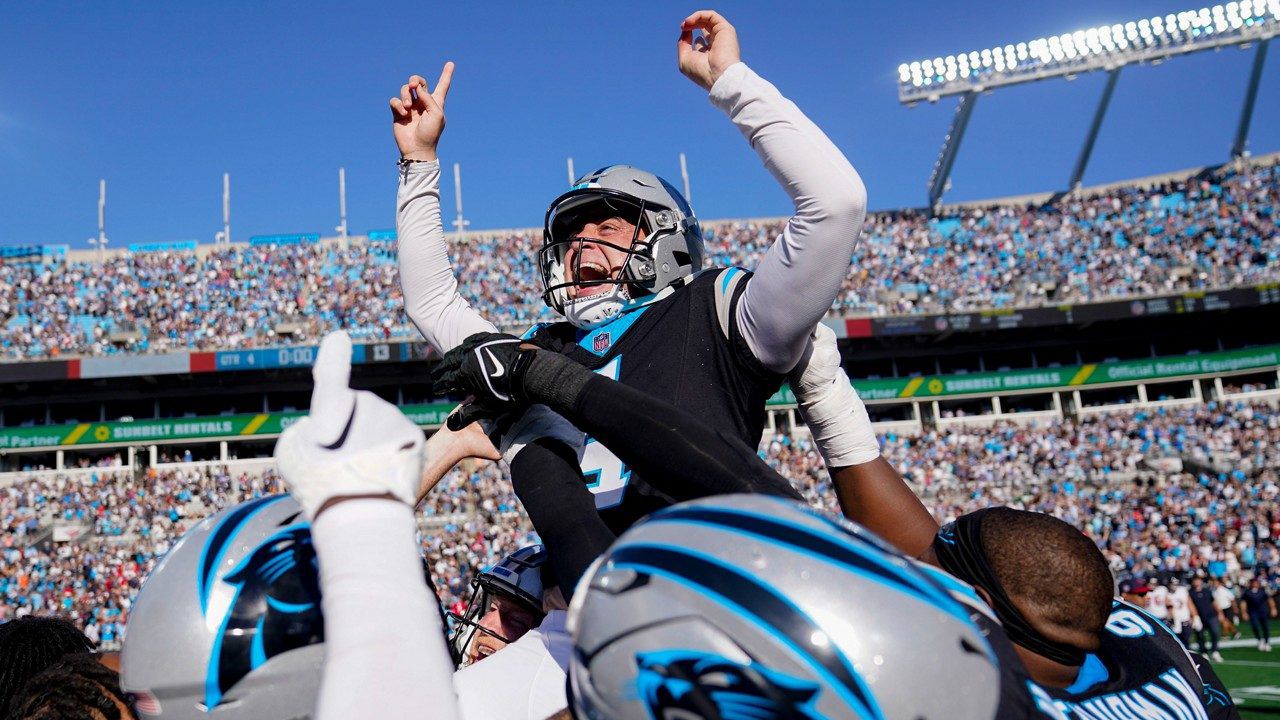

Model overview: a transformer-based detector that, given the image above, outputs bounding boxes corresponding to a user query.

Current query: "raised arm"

[391,65,499,353]
[790,324,938,556]
[274,332,460,720]
[680,11,867,373]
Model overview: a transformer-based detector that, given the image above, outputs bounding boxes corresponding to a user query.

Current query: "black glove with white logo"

[431,333,537,430]
[432,332,597,431]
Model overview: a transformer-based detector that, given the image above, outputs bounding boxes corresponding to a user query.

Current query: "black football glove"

[431,333,537,430]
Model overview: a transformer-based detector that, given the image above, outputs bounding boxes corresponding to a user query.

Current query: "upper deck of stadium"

[1,151,1276,365]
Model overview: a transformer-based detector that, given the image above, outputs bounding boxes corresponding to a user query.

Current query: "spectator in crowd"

[1190,574,1224,662]
[2,159,1278,361]
[1241,576,1277,651]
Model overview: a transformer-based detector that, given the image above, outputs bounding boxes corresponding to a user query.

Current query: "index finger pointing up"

[432,61,455,108]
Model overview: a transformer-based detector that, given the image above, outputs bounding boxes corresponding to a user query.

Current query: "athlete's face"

[563,216,639,300]
[465,595,539,664]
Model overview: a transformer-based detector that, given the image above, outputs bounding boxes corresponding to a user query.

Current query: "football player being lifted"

[391,10,878,539]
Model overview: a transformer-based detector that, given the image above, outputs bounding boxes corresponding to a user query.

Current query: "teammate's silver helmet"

[121,494,324,719]
[568,494,1005,719]
[540,165,705,314]
[449,544,550,666]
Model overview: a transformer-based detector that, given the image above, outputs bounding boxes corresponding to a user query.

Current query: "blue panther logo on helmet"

[635,650,824,720]
[202,523,324,708]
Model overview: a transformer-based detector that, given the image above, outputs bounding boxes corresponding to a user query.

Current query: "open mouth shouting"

[571,260,619,299]
[467,633,507,664]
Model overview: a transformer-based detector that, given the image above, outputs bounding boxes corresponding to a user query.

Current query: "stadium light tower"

[900,1,1280,209]
[452,162,470,240]
[336,167,349,239]
[88,179,108,262]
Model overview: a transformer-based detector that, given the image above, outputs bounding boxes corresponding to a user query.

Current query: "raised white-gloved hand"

[274,331,426,519]
[790,323,880,468]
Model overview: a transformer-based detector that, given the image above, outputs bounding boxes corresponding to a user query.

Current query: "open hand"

[417,409,502,502]
[678,10,741,91]
[390,62,455,161]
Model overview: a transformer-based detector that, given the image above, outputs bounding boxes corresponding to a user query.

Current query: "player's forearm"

[311,499,460,720]
[520,351,801,501]
[788,331,934,552]
[417,427,461,504]
[397,161,498,353]
[711,62,867,372]
[831,458,939,557]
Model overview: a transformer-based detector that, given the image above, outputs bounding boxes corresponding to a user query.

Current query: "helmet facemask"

[541,185,702,329]
[447,557,548,667]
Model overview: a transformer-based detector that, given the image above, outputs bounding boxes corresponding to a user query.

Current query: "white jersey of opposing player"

[1213,585,1235,612]
[1169,587,1192,624]
[1145,586,1170,619]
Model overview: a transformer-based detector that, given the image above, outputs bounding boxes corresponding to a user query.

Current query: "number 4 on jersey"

[579,356,630,509]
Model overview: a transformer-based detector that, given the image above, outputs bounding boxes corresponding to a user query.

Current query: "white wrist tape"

[790,324,880,468]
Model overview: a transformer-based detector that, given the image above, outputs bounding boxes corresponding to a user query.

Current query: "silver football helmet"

[568,494,1006,719]
[121,495,323,719]
[541,165,704,328]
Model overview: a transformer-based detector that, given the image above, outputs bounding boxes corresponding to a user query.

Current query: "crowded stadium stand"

[2,153,1278,677]
[3,399,1276,652]
[1,153,1276,361]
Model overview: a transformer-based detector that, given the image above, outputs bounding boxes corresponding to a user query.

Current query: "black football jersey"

[524,267,786,532]
[1037,600,1238,720]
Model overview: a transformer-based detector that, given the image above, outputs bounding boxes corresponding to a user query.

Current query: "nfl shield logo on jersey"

[593,332,611,353]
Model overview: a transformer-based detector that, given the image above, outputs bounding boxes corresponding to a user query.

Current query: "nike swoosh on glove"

[274,331,426,519]
[430,332,536,430]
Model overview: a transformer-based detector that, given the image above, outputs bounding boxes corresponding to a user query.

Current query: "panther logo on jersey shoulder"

[204,525,324,708]
[635,650,823,720]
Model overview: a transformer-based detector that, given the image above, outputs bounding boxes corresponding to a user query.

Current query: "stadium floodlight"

[679,152,692,205]
[906,2,1279,209]
[898,2,1280,103]
[216,173,231,245]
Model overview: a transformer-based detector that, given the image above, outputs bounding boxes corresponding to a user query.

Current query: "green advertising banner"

[766,344,1280,406]
[0,403,457,451]
[4,343,1278,450]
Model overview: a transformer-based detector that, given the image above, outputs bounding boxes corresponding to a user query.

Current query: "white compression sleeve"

[311,499,460,720]
[710,62,867,373]
[397,160,499,353]
[397,162,584,459]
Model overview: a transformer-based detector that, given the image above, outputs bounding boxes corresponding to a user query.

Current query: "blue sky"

[2,1,1277,248]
